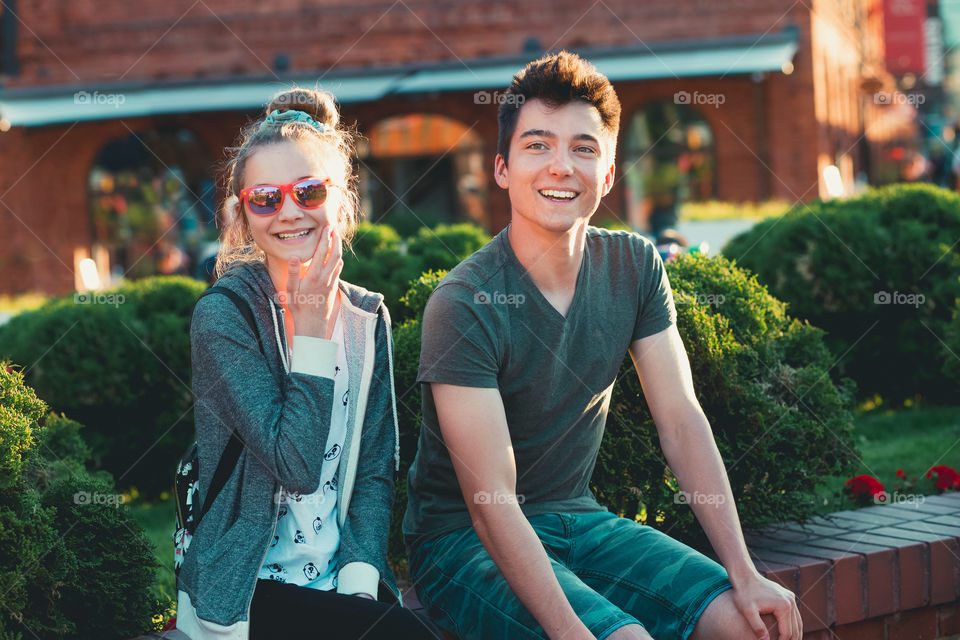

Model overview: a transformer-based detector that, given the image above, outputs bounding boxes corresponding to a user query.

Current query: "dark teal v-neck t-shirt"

[403,225,676,551]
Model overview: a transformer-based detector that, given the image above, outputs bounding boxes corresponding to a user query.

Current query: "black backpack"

[174,286,263,577]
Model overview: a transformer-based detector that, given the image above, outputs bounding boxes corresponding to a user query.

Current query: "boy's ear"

[601,160,616,197]
[494,154,509,190]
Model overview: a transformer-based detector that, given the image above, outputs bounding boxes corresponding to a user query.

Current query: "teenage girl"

[176,87,437,640]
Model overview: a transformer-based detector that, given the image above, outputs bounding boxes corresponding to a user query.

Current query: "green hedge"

[600,253,857,545]
[0,277,207,498]
[945,297,960,385]
[388,252,858,561]
[341,223,490,322]
[387,271,447,567]
[722,183,960,403]
[0,364,164,639]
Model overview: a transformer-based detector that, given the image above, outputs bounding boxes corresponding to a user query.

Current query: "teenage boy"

[403,51,801,640]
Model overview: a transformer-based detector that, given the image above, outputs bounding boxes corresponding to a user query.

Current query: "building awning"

[394,31,798,94]
[0,72,404,128]
[0,28,797,128]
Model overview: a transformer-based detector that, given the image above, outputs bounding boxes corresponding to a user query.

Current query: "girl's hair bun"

[266,88,339,129]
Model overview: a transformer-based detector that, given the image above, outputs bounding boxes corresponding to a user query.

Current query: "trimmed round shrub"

[341,222,490,323]
[0,364,45,490]
[341,222,420,322]
[406,223,491,274]
[389,252,858,559]
[387,271,446,568]
[723,183,960,403]
[0,365,163,639]
[598,253,857,547]
[0,276,207,497]
[945,296,960,386]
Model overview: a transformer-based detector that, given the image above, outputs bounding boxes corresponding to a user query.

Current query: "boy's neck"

[507,216,589,294]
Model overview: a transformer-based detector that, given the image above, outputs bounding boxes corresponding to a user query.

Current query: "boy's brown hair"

[497,51,621,164]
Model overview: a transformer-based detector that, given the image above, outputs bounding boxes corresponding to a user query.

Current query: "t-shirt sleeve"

[417,282,500,388]
[632,238,677,341]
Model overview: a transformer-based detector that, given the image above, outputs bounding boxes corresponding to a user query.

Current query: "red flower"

[896,469,906,480]
[845,474,885,498]
[926,465,960,491]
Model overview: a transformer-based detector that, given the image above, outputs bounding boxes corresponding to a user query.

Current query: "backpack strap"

[194,286,263,524]
[200,285,264,354]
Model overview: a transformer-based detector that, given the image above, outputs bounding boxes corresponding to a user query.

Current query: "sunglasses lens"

[292,180,328,208]
[246,187,282,215]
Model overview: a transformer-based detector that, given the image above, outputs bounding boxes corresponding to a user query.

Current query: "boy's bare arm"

[629,326,802,640]
[430,382,595,640]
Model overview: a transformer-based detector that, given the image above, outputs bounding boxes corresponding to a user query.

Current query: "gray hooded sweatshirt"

[176,260,401,639]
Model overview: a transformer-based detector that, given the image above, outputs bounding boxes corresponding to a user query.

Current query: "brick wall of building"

[6,0,806,87]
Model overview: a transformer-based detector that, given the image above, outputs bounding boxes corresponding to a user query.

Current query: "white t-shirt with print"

[258,312,348,589]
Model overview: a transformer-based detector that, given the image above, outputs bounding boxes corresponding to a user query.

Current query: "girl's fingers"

[285,257,300,304]
[328,227,343,269]
[322,225,335,267]
[326,258,344,288]
[322,227,343,289]
[312,224,331,266]
[299,224,341,294]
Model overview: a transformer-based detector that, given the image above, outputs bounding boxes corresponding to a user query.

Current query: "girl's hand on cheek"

[285,224,343,340]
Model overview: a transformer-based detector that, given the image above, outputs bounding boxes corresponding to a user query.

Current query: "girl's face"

[240,139,342,267]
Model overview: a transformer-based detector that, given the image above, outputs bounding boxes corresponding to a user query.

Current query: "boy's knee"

[689,590,783,640]
[606,623,654,639]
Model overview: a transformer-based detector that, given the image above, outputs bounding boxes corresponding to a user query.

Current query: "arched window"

[358,114,487,235]
[88,128,216,281]
[622,101,716,234]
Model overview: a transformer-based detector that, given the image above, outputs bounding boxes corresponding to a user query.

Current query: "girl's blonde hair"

[215,87,360,277]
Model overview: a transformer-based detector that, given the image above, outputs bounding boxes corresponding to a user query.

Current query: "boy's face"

[494,98,616,234]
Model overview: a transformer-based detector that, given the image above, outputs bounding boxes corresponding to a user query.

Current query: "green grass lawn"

[815,404,960,513]
[128,494,178,610]
[678,199,793,221]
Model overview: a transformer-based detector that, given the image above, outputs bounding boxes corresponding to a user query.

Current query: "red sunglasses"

[239,178,336,216]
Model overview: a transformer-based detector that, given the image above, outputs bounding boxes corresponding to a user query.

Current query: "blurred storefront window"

[88,128,217,281]
[622,101,716,234]
[358,114,487,235]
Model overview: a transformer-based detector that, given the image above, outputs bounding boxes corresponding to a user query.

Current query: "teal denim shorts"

[408,511,732,640]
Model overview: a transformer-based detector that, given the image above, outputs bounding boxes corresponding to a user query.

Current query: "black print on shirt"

[293,530,305,544]
[342,389,349,406]
[312,517,323,534]
[263,562,285,577]
[270,535,278,548]
[303,562,320,581]
[334,365,340,375]
[324,444,341,461]
[278,505,288,519]
[323,476,338,494]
